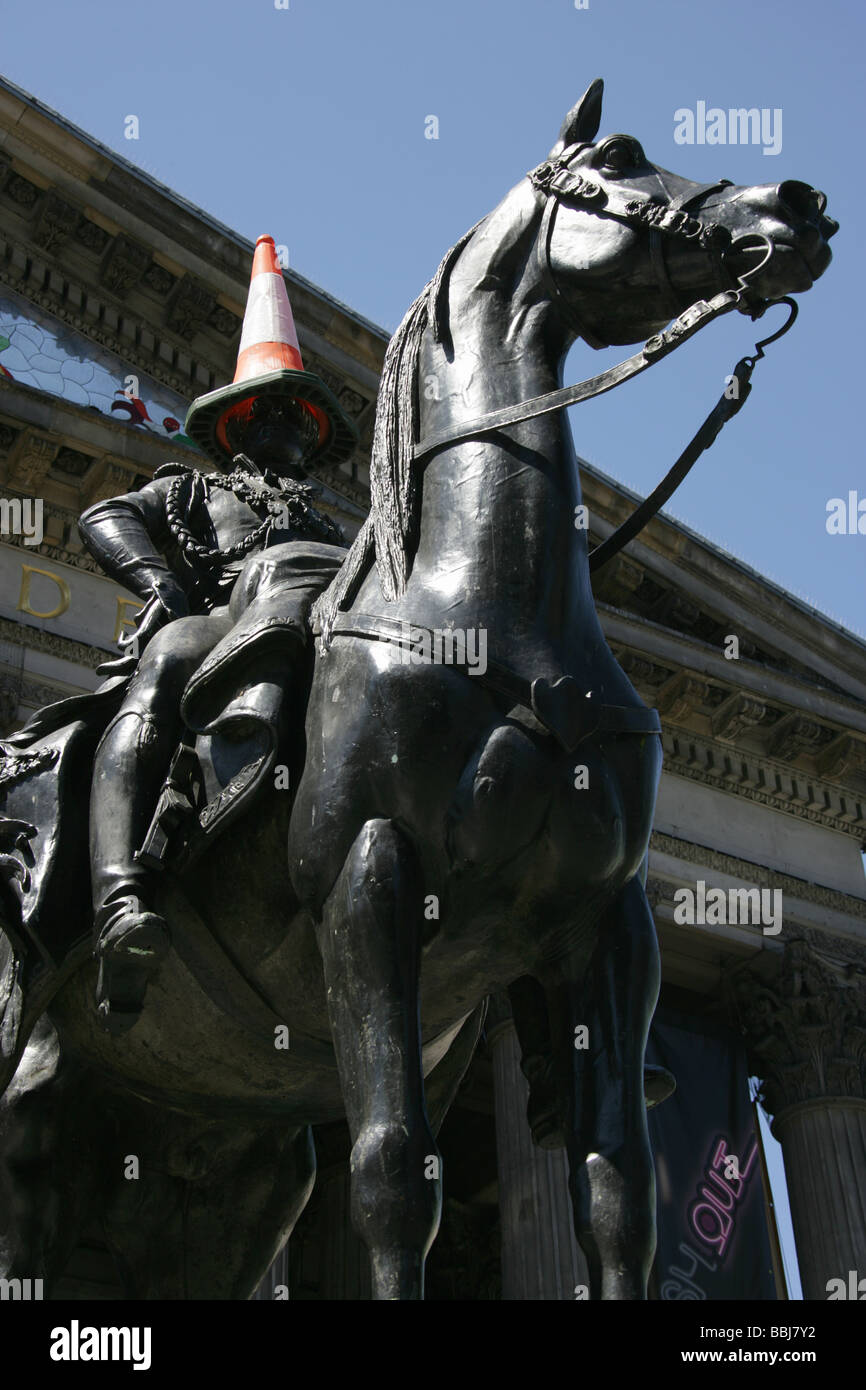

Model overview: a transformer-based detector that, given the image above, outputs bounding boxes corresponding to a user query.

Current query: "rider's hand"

[118,577,189,655]
[151,576,190,624]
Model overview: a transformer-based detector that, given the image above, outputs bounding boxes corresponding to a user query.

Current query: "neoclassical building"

[0,74,863,1300]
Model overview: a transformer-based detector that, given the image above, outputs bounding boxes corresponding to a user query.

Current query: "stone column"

[729,935,866,1300]
[488,995,590,1300]
[316,1163,372,1300]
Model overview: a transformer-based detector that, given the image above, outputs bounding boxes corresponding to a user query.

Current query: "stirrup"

[94,894,169,1036]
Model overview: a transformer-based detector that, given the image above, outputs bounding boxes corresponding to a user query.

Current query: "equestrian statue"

[0,80,836,1299]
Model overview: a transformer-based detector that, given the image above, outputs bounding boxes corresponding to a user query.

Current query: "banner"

[647,1007,777,1301]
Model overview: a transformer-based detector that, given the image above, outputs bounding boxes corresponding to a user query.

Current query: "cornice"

[658,726,866,838]
[602,607,866,736]
[589,496,866,695]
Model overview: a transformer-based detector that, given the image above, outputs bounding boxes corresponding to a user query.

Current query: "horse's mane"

[313,218,485,644]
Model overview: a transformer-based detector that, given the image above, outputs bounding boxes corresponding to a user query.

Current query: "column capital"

[727,934,866,1118]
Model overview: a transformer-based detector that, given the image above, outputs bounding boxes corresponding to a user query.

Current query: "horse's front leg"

[317,818,440,1300]
[547,876,660,1299]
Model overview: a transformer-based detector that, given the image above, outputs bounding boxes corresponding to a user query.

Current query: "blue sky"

[3,0,862,1297]
[2,0,862,635]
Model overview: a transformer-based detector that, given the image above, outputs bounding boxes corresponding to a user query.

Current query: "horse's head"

[537,79,838,347]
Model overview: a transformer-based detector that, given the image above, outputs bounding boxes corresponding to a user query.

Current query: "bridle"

[412,140,799,572]
[531,143,740,339]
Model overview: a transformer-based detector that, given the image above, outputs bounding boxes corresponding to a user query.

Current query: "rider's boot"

[90,707,173,1036]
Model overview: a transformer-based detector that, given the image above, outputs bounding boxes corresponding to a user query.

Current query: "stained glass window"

[0,286,202,453]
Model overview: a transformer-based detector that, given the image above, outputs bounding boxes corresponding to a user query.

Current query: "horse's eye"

[599,140,637,171]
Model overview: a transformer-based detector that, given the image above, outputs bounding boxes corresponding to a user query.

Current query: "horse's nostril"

[778,180,821,222]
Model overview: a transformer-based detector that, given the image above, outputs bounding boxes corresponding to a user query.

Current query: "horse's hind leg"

[547,876,660,1299]
[317,818,440,1300]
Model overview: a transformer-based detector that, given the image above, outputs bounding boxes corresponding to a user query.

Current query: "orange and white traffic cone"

[184,234,358,470]
[233,235,305,382]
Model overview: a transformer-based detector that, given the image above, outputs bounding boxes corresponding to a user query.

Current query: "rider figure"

[78,237,357,1034]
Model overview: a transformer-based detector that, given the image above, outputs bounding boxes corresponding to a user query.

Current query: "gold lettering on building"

[17,564,71,620]
[114,596,143,643]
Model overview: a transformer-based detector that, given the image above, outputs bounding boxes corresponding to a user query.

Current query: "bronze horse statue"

[0,80,835,1299]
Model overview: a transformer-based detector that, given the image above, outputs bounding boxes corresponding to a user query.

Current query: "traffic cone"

[184,235,358,470]
[233,234,305,381]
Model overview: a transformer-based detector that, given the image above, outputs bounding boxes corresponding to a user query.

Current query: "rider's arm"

[78,477,188,617]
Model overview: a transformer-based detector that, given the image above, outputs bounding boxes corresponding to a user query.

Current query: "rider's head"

[223,396,321,477]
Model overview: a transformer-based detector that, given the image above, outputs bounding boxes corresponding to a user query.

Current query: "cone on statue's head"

[184,235,358,471]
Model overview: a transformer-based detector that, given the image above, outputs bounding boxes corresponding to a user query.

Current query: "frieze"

[0,616,105,669]
[3,173,40,211]
[207,305,242,340]
[165,277,216,341]
[142,263,177,298]
[100,234,152,299]
[651,831,866,922]
[31,193,79,254]
[75,216,110,256]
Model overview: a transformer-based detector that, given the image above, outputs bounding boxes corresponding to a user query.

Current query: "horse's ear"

[548,79,604,157]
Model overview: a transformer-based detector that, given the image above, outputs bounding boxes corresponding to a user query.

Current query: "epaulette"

[153,462,197,481]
